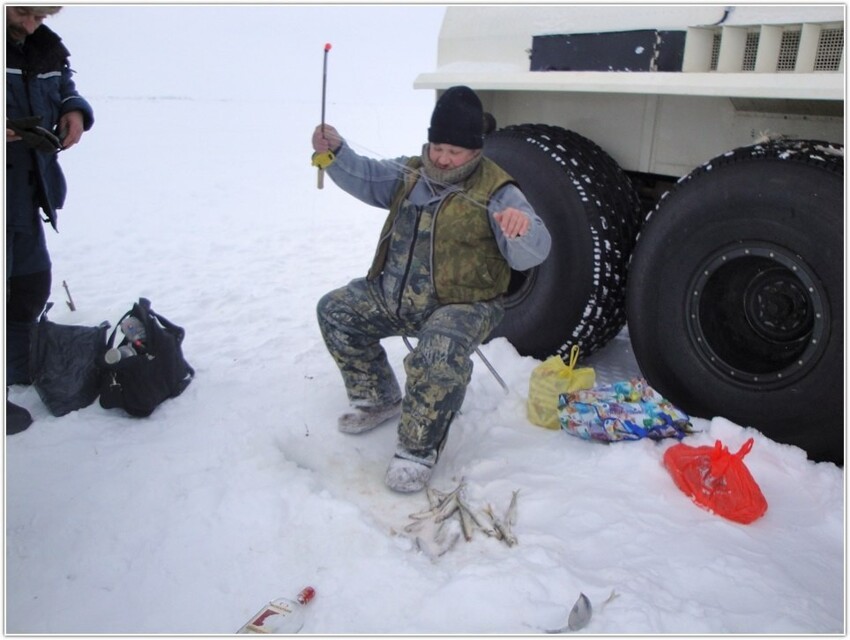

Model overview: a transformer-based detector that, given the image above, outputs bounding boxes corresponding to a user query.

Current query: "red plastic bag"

[663,438,768,524]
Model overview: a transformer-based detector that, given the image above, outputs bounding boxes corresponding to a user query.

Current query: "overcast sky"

[52,5,446,106]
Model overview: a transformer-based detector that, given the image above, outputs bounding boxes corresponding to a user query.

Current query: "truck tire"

[483,124,642,359]
[626,139,844,464]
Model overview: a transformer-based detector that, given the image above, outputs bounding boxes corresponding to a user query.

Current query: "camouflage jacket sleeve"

[488,184,552,271]
[325,141,410,209]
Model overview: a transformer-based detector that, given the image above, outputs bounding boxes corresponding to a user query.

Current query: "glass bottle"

[237,586,316,634]
[120,316,146,345]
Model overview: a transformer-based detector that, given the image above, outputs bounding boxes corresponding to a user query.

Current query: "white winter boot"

[337,400,402,434]
[384,446,437,493]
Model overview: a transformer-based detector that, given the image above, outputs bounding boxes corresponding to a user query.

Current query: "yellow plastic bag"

[527,345,596,429]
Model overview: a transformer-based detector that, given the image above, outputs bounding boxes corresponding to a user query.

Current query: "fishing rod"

[311,42,334,189]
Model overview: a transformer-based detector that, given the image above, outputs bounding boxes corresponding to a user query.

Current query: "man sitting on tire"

[312,86,551,493]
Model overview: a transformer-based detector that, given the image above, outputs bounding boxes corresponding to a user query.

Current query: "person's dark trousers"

[7,269,51,385]
[7,395,33,435]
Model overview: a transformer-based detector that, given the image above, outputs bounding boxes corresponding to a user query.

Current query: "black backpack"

[99,298,195,417]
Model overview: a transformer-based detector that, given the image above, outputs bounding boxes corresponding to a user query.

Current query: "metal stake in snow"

[312,42,334,189]
[62,280,76,312]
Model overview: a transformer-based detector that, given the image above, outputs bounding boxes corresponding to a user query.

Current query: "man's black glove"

[7,116,62,153]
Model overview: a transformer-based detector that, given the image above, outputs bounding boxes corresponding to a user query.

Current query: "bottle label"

[242,603,294,634]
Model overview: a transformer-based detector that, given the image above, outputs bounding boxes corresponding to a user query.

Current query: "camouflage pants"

[317,277,504,454]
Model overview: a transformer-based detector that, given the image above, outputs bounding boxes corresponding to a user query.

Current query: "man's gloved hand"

[7,116,62,153]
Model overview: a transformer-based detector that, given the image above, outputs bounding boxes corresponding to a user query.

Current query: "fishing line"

[310,42,490,212]
[337,135,494,213]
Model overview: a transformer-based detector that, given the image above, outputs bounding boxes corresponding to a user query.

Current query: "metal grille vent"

[743,31,760,70]
[777,29,801,71]
[710,32,721,70]
[815,27,844,71]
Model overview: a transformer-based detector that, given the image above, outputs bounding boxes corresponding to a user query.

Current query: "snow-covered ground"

[5,5,844,635]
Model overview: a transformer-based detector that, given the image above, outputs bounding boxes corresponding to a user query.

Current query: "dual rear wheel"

[484,128,843,464]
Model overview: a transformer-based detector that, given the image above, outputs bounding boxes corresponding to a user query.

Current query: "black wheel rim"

[503,268,535,307]
[686,242,828,388]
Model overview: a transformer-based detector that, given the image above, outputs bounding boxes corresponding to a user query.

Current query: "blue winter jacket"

[6,24,94,231]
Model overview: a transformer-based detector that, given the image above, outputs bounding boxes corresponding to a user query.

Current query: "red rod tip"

[324,43,332,51]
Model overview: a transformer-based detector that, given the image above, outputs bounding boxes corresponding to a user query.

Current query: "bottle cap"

[297,587,316,605]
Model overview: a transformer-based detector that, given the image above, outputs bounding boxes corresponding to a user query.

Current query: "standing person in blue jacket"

[312,86,551,493]
[6,6,94,434]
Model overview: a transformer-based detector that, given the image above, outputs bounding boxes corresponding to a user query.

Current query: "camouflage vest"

[367,156,516,304]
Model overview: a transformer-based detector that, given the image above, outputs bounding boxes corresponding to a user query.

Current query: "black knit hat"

[427,86,484,149]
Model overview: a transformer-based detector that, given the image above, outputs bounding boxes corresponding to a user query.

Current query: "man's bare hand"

[58,110,84,149]
[312,124,342,153]
[493,207,530,238]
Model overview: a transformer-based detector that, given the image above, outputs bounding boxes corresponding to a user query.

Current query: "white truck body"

[415,5,843,177]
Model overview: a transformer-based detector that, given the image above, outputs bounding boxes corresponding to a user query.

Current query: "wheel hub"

[686,243,827,387]
[744,267,814,342]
